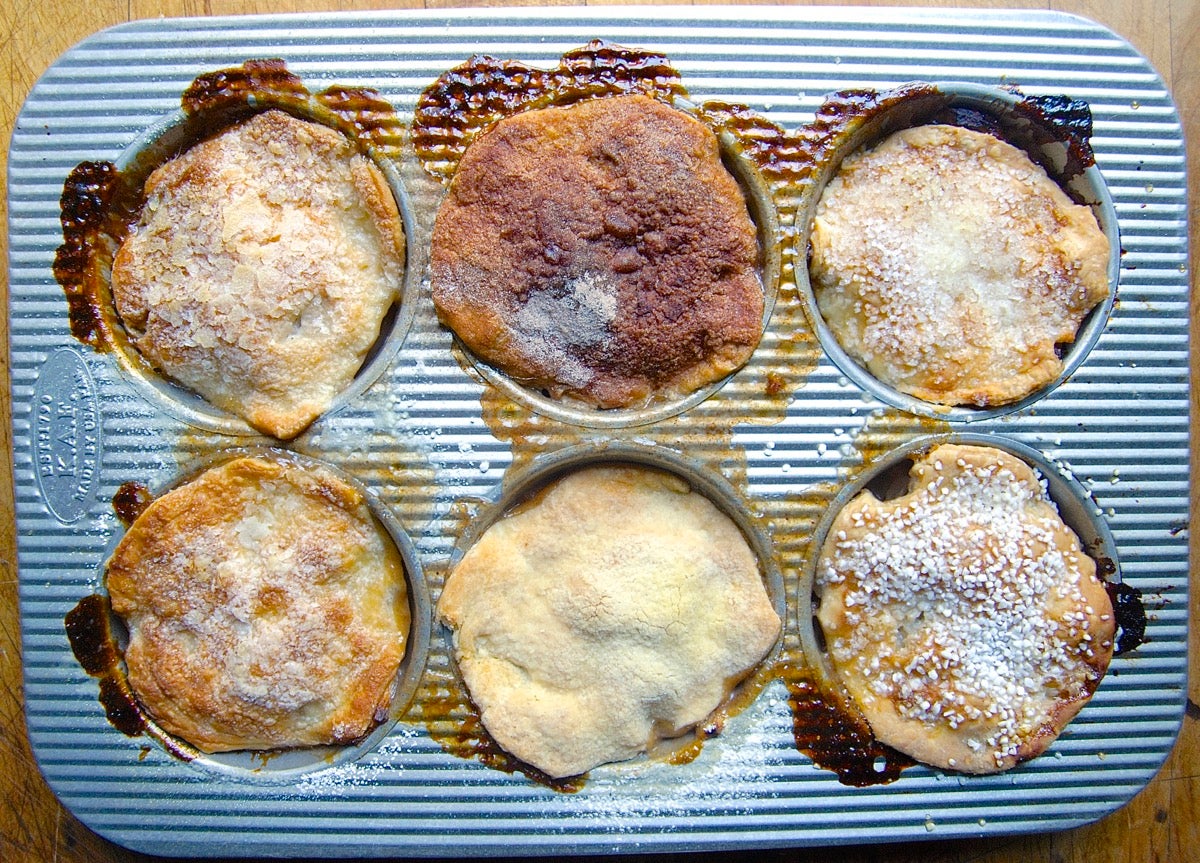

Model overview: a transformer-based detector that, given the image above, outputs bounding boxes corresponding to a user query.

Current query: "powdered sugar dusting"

[511,271,619,388]
[570,681,792,823]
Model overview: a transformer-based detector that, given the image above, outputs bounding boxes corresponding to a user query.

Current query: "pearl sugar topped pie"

[814,444,1115,773]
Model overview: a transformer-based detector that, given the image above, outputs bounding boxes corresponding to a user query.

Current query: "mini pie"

[438,464,781,778]
[106,455,410,753]
[814,444,1115,773]
[111,109,406,439]
[430,94,764,409]
[809,124,1110,407]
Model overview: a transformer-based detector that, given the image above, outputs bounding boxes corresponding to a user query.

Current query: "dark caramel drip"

[546,40,685,105]
[317,85,405,152]
[96,676,147,739]
[413,40,687,184]
[802,84,944,164]
[782,661,915,787]
[64,594,147,738]
[1106,581,1148,655]
[697,101,810,183]
[412,55,549,183]
[181,57,307,116]
[1094,553,1118,581]
[112,481,153,527]
[1019,93,1097,170]
[53,161,128,349]
[932,106,1004,138]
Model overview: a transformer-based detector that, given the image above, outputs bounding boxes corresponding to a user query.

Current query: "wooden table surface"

[2,1,1196,861]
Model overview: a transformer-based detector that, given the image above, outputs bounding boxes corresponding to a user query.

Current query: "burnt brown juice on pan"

[64,593,146,739]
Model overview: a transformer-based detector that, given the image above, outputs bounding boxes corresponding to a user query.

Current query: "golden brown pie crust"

[814,444,1115,773]
[106,455,409,753]
[810,125,1110,407]
[438,464,781,778]
[111,109,405,439]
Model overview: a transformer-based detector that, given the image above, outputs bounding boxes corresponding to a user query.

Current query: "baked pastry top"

[430,95,764,409]
[814,444,1115,774]
[438,464,781,778]
[106,455,410,753]
[809,124,1110,407]
[111,109,406,439]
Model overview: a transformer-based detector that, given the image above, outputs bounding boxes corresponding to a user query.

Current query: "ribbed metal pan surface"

[8,6,1188,857]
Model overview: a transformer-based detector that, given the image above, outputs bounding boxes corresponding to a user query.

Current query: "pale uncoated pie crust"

[814,444,1115,774]
[438,464,781,778]
[430,95,764,410]
[809,124,1110,407]
[106,455,410,753]
[111,109,406,439]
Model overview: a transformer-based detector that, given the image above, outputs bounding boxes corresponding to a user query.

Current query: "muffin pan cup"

[798,431,1122,716]
[443,95,783,430]
[9,6,1188,858]
[437,440,787,776]
[103,95,420,438]
[795,81,1122,422]
[87,447,433,783]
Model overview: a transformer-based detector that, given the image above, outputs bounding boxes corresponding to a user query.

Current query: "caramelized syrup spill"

[413,40,687,185]
[1015,92,1098,173]
[697,100,814,185]
[181,58,307,115]
[64,594,146,739]
[781,659,916,786]
[317,86,407,152]
[477,385,569,479]
[54,160,140,350]
[1106,581,1148,655]
[112,481,153,527]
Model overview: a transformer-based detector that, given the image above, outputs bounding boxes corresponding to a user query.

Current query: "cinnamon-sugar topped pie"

[430,95,764,409]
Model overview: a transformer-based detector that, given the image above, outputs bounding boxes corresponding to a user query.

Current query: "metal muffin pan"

[8,6,1188,857]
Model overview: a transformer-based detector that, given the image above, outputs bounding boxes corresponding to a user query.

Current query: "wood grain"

[2,2,1195,861]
